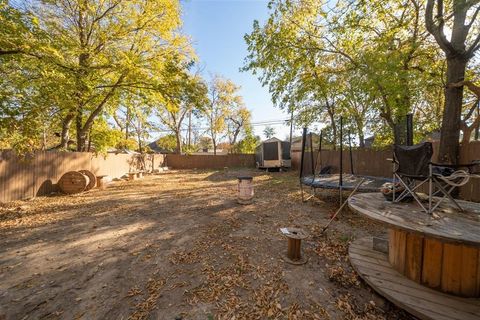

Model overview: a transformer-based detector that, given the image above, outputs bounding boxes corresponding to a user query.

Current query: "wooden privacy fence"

[0,151,165,203]
[165,154,255,169]
[292,142,480,202]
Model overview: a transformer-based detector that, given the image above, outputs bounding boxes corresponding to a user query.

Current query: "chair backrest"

[394,142,433,177]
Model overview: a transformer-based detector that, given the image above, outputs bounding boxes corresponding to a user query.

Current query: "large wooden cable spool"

[79,169,96,191]
[58,171,88,194]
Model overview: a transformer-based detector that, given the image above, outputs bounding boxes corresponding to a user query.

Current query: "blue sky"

[181,0,297,140]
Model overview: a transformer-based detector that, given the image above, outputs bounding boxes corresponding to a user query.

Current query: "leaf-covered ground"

[0,169,415,319]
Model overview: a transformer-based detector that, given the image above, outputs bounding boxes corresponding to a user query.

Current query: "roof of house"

[147,141,172,153]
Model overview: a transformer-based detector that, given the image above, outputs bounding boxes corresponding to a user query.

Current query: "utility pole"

[125,107,130,140]
[289,108,294,145]
[475,102,480,141]
[188,111,192,147]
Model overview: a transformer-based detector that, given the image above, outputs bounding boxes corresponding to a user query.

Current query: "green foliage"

[182,144,199,155]
[116,139,139,152]
[263,126,276,139]
[153,71,209,153]
[1,0,195,153]
[235,132,260,154]
[203,75,247,154]
[155,134,177,153]
[198,136,213,150]
[243,0,445,146]
[89,119,123,154]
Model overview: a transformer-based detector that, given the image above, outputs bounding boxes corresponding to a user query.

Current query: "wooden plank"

[350,237,480,320]
[478,252,480,297]
[460,246,479,297]
[422,238,443,288]
[442,243,463,295]
[405,232,424,282]
[389,229,407,274]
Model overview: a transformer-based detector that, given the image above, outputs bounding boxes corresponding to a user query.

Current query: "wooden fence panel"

[165,154,255,169]
[459,142,480,202]
[0,145,478,203]
[0,151,165,202]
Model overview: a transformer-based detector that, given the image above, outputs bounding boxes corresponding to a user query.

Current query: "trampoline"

[301,174,391,193]
[299,116,409,202]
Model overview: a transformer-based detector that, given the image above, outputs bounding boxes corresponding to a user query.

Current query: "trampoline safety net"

[299,128,392,192]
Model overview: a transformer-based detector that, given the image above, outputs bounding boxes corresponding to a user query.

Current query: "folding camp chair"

[392,142,480,214]
[392,143,433,213]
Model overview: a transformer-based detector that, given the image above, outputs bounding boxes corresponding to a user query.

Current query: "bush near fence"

[0,151,165,203]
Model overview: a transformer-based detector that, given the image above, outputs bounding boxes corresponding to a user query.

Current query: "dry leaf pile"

[128,277,166,320]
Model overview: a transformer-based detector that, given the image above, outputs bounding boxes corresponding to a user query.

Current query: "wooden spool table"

[348,193,480,319]
[279,227,308,265]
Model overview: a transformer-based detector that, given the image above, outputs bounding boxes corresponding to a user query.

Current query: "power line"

[152,118,291,133]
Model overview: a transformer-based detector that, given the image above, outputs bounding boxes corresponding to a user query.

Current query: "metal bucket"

[237,176,254,204]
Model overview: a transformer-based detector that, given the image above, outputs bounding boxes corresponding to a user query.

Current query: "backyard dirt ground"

[0,169,415,320]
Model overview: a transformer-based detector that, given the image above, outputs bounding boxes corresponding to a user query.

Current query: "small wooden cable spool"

[58,171,88,194]
[79,169,96,191]
[96,175,108,190]
[237,176,254,204]
[280,227,309,265]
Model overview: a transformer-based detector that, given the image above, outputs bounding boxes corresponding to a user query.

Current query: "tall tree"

[426,0,480,163]
[244,0,444,145]
[226,106,251,150]
[154,71,208,154]
[203,76,243,155]
[2,0,191,152]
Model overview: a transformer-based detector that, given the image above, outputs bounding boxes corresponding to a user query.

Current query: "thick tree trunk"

[76,113,88,152]
[439,57,467,164]
[59,114,74,149]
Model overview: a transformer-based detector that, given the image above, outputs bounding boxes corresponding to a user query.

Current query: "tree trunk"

[76,113,87,152]
[137,132,143,153]
[175,131,182,154]
[59,114,74,149]
[327,108,337,150]
[358,131,365,148]
[87,129,92,152]
[439,57,467,164]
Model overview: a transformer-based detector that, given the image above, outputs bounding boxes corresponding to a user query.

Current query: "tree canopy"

[244,0,480,153]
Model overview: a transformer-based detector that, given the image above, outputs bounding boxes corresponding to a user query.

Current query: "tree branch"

[425,0,455,54]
